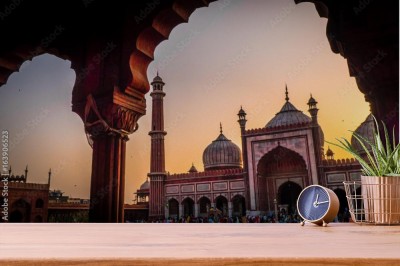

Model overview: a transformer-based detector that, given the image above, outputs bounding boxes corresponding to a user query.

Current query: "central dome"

[266,101,311,128]
[202,125,242,171]
[265,86,311,128]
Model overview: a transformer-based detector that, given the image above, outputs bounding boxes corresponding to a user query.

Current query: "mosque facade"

[0,167,50,222]
[138,75,370,221]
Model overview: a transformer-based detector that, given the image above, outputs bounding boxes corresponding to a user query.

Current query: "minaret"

[307,94,319,124]
[237,106,247,135]
[48,168,52,186]
[148,73,167,220]
[24,165,28,182]
[237,106,250,210]
[307,94,324,184]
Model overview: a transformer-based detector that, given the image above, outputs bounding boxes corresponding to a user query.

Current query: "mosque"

[134,75,372,221]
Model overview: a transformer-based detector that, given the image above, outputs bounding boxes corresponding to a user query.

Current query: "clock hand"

[317,200,329,204]
[313,194,319,207]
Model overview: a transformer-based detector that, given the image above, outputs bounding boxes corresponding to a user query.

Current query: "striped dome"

[266,86,311,128]
[266,101,311,128]
[351,114,375,155]
[139,179,149,190]
[202,131,242,171]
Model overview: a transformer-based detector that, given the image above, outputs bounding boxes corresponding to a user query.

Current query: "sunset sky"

[0,0,370,203]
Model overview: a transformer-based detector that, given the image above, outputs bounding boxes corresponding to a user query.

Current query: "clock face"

[297,185,330,222]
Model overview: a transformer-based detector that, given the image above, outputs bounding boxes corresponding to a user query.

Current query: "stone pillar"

[179,204,183,219]
[74,90,145,223]
[165,204,169,219]
[194,203,199,218]
[89,132,128,222]
[274,199,278,222]
[228,202,233,218]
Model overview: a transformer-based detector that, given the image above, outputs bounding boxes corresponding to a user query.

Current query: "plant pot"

[361,176,400,225]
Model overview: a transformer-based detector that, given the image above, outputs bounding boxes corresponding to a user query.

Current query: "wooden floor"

[0,223,399,265]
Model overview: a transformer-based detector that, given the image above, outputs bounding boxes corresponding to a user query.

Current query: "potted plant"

[328,116,400,224]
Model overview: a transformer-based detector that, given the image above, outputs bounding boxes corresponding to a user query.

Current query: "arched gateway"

[10,199,31,223]
[182,198,195,217]
[257,146,307,213]
[198,197,211,218]
[168,198,179,219]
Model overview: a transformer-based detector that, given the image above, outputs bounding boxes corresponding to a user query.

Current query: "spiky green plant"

[327,116,400,177]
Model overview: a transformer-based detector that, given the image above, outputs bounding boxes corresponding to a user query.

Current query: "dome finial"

[220,122,223,134]
[326,146,334,159]
[188,163,198,173]
[285,84,289,102]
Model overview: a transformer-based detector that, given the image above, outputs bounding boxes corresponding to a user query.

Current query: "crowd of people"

[130,208,326,223]
[128,207,351,223]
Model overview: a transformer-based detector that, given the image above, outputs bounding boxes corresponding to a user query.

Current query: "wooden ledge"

[0,223,399,265]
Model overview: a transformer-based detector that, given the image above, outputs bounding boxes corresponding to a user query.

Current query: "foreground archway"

[0,0,397,222]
